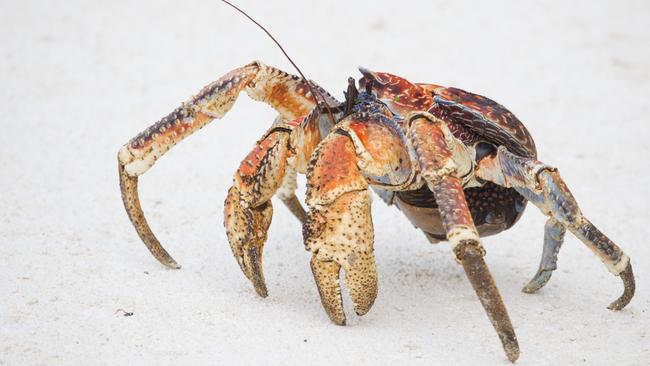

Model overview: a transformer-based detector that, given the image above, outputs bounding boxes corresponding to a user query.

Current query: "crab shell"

[358,68,536,242]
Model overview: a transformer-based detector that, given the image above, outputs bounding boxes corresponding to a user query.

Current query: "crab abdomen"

[395,182,527,241]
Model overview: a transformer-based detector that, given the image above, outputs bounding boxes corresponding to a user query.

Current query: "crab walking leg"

[280,194,307,223]
[117,61,323,267]
[476,146,635,309]
[409,114,519,363]
[522,218,565,293]
[119,163,180,268]
[276,166,307,223]
[304,134,378,325]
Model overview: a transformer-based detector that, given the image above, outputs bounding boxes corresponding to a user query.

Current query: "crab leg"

[276,166,307,223]
[522,218,565,293]
[304,134,378,325]
[118,61,323,267]
[476,146,635,310]
[119,162,180,268]
[409,114,519,363]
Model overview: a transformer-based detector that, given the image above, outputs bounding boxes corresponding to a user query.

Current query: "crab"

[118,61,635,362]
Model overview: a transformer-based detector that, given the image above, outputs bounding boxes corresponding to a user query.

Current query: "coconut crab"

[118,61,635,362]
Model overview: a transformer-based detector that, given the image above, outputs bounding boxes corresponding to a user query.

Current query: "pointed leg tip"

[521,285,536,294]
[521,269,552,294]
[607,302,622,311]
[506,346,520,363]
[254,285,269,298]
[607,296,630,311]
[501,336,520,363]
[499,327,520,363]
[159,256,181,269]
[607,262,635,311]
[251,277,269,298]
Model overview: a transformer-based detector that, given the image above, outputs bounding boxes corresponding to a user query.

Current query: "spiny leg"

[522,218,565,293]
[477,146,635,309]
[118,61,324,267]
[304,134,377,325]
[409,114,519,362]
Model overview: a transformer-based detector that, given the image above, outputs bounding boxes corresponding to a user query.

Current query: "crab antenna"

[221,0,336,124]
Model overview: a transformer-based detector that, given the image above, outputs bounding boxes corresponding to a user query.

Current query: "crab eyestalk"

[119,161,180,269]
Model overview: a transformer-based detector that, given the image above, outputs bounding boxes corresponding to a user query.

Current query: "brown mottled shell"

[359,69,537,159]
[428,86,537,159]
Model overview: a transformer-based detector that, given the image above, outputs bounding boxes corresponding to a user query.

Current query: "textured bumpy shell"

[430,87,537,159]
[359,69,537,159]
[357,70,535,241]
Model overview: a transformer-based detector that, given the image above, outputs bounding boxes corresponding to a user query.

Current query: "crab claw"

[224,186,273,297]
[310,257,345,325]
[305,190,378,325]
[239,245,268,298]
[310,248,378,325]
[344,251,378,316]
[458,243,520,363]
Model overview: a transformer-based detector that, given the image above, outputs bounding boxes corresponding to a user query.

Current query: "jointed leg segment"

[409,114,519,362]
[477,146,635,309]
[522,218,565,293]
[119,163,181,268]
[276,166,307,223]
[118,61,319,268]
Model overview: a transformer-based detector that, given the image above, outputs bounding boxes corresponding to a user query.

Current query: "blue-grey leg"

[522,218,566,293]
[476,146,635,310]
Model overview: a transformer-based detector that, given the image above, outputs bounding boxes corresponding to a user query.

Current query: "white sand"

[1,0,649,365]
